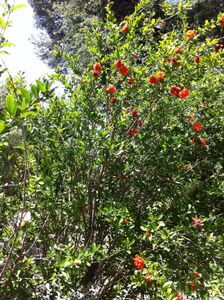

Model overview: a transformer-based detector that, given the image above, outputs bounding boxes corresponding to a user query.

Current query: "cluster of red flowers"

[164,57,181,67]
[114,59,130,75]
[127,127,139,137]
[133,255,145,270]
[220,16,224,27]
[149,71,165,84]
[170,85,189,99]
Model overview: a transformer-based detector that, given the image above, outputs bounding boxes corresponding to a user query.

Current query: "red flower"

[170,85,181,96]
[93,63,102,76]
[124,218,129,225]
[220,17,224,27]
[191,138,196,144]
[185,30,196,39]
[131,108,138,118]
[172,58,177,63]
[133,53,139,59]
[193,122,202,132]
[193,272,200,278]
[192,218,201,229]
[138,119,143,128]
[190,282,197,290]
[128,76,136,85]
[175,48,183,54]
[132,128,139,134]
[133,255,144,270]
[122,23,129,33]
[186,115,196,123]
[179,88,189,99]
[194,56,200,63]
[119,64,129,75]
[114,59,122,69]
[109,97,116,105]
[155,71,165,80]
[146,230,151,237]
[200,138,206,148]
[176,293,183,300]
[215,43,223,52]
[106,85,116,94]
[145,276,153,283]
[149,76,158,85]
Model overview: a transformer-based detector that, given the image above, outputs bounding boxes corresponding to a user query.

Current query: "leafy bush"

[0,1,223,299]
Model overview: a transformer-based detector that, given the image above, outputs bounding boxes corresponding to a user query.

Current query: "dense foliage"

[0,0,224,299]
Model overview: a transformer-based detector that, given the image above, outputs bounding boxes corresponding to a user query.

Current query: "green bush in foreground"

[0,1,223,299]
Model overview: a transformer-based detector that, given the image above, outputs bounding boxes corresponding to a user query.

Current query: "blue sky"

[1,0,52,82]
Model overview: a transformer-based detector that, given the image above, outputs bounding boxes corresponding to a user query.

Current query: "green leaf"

[0,120,5,133]
[20,87,31,104]
[12,4,26,11]
[0,17,6,29]
[6,94,17,116]
[1,42,15,47]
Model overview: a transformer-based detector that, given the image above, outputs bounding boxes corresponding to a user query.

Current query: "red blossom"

[128,76,136,85]
[185,30,196,39]
[176,293,183,300]
[194,56,200,63]
[146,230,151,237]
[175,48,183,53]
[220,17,224,27]
[133,255,144,270]
[191,138,196,144]
[179,88,189,99]
[193,122,202,132]
[119,64,130,75]
[133,53,139,59]
[131,108,138,118]
[109,97,116,105]
[200,138,206,148]
[186,116,196,123]
[145,276,154,283]
[215,43,223,52]
[114,59,122,69]
[193,272,200,278]
[149,76,158,85]
[106,85,116,94]
[172,58,177,63]
[190,282,197,290]
[132,128,139,134]
[93,63,102,76]
[155,71,165,80]
[122,23,129,33]
[170,85,181,96]
[128,128,139,137]
[124,218,129,225]
[192,218,201,229]
[138,119,143,128]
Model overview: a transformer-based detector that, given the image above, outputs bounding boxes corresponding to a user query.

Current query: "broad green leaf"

[12,4,26,11]
[20,87,31,104]
[6,94,17,116]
